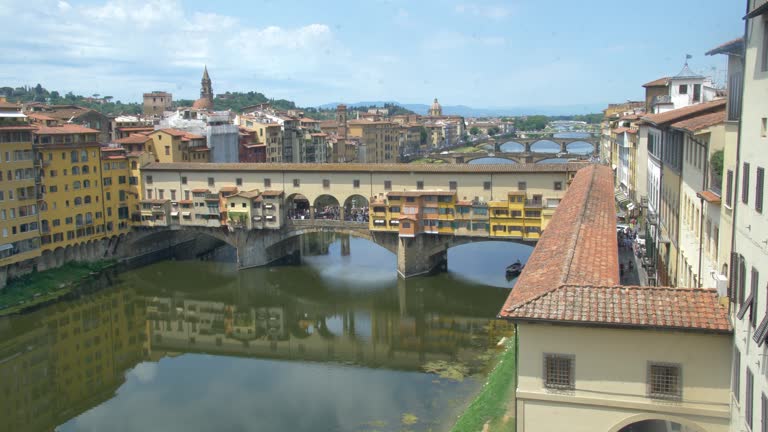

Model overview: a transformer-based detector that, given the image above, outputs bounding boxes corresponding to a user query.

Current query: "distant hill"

[318,101,606,117]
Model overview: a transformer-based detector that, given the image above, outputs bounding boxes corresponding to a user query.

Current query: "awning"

[0,243,13,252]
[374,219,385,223]
[170,211,179,216]
[745,1,768,19]
[182,212,191,217]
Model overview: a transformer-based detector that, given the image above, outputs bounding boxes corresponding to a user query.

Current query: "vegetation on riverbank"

[0,260,115,316]
[410,158,446,164]
[451,337,517,432]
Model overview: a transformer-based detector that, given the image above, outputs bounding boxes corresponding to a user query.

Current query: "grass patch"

[452,146,483,153]
[0,260,115,316]
[410,158,446,164]
[451,337,516,432]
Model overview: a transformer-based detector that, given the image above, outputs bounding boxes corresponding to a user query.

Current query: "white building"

[158,108,239,163]
[730,2,768,432]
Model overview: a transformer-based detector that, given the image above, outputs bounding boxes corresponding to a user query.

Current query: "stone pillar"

[560,142,568,153]
[340,234,351,256]
[396,235,448,278]
[309,206,315,220]
[0,266,8,291]
[525,142,531,153]
[338,207,345,222]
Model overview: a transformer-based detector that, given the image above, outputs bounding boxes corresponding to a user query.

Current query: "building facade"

[142,91,172,116]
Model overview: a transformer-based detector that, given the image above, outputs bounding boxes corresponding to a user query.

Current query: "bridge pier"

[560,142,568,153]
[397,235,448,278]
[525,142,532,153]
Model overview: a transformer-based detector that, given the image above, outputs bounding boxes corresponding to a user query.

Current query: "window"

[146,175,153,184]
[416,181,424,190]
[748,368,754,429]
[554,181,562,191]
[323,179,330,188]
[353,179,360,188]
[170,190,176,200]
[678,84,688,94]
[293,178,300,187]
[384,180,392,190]
[402,221,411,229]
[693,83,701,102]
[449,181,457,191]
[484,181,491,191]
[647,363,682,400]
[757,167,764,213]
[181,176,188,185]
[734,348,741,402]
[518,182,527,190]
[762,118,767,138]
[544,354,574,390]
[264,178,271,188]
[743,162,751,204]
[208,177,214,187]
[236,178,243,186]
[726,169,734,207]
[164,146,170,155]
[763,23,768,72]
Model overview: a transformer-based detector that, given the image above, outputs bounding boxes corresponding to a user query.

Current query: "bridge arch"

[314,195,340,220]
[566,140,595,154]
[530,140,560,153]
[499,141,525,153]
[285,193,310,220]
[342,194,369,222]
[608,413,708,432]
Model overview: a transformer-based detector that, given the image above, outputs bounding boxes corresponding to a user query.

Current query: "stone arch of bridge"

[424,236,535,258]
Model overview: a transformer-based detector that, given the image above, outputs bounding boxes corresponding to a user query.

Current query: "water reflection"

[467,157,516,165]
[499,141,524,153]
[536,158,573,164]
[529,140,560,153]
[1,234,517,432]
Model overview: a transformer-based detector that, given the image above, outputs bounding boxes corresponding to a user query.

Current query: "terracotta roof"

[190,147,210,152]
[219,186,238,193]
[671,110,726,132]
[142,162,587,174]
[697,190,722,204]
[0,125,36,131]
[232,189,261,199]
[310,133,327,137]
[116,126,153,131]
[183,132,205,140]
[612,127,630,134]
[140,199,169,204]
[115,134,151,144]
[706,38,744,56]
[178,200,193,204]
[191,188,210,193]
[0,100,21,109]
[504,285,730,333]
[498,164,731,333]
[33,124,100,135]
[153,128,187,137]
[642,77,670,87]
[26,112,55,121]
[300,118,320,123]
[261,190,284,197]
[642,99,726,127]
[320,121,338,128]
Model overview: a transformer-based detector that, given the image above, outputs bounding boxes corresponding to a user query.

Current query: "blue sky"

[0,0,745,110]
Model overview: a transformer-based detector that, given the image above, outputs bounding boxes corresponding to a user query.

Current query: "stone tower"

[201,65,213,102]
[336,104,348,139]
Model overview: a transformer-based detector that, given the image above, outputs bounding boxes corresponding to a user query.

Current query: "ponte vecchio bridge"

[124,162,588,278]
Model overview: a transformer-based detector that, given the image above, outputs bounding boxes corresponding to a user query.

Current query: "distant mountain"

[316,101,605,117]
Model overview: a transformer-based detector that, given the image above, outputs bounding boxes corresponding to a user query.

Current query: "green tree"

[711,150,724,178]
[470,126,480,136]
[487,126,500,136]
[419,127,428,145]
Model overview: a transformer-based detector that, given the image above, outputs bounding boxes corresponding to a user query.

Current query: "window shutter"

[729,252,739,301]
[743,162,751,205]
[757,167,764,213]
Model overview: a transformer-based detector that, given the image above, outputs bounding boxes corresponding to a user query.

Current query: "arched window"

[82,165,89,174]
[131,161,137,169]
[75,214,83,226]
[84,195,91,204]
[40,201,48,211]
[73,181,81,190]
[83,180,91,188]
[72,166,80,175]
[70,150,79,163]
[80,150,88,162]
[74,197,82,206]
[85,212,93,224]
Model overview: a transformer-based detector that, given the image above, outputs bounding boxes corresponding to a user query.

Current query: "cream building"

[729,2,768,432]
[500,165,732,432]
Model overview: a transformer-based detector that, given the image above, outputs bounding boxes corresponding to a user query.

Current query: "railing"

[524,200,543,208]
[286,219,368,230]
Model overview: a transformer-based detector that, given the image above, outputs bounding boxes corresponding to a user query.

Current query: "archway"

[314,195,340,220]
[468,157,517,165]
[286,193,311,220]
[343,195,369,223]
[500,141,524,153]
[530,140,560,153]
[609,414,707,432]
[566,141,595,155]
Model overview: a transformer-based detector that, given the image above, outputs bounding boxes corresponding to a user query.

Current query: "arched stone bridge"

[427,135,599,164]
[429,151,592,164]
[120,220,536,278]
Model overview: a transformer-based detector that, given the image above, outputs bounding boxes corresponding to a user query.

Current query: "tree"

[487,126,500,136]
[419,127,428,145]
[711,150,724,178]
[470,126,480,136]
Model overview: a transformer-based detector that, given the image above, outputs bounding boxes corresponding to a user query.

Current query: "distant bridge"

[427,134,599,164]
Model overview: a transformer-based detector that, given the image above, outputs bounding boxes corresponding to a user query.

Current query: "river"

[0,233,530,432]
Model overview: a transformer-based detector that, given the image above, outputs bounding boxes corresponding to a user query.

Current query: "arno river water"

[0,233,532,432]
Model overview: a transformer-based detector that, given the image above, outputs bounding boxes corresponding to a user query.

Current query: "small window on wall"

[208,177,215,187]
[679,84,688,94]
[518,181,527,191]
[544,354,574,390]
[647,363,682,400]
[483,181,491,191]
[323,179,330,188]
[353,179,360,188]
[264,178,271,188]
[293,179,300,187]
[384,180,392,190]
[449,181,457,191]
[554,181,562,191]
[236,178,243,187]
[416,181,424,190]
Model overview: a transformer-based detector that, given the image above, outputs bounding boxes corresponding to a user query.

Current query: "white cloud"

[455,3,511,20]
[130,362,158,384]
[57,1,71,12]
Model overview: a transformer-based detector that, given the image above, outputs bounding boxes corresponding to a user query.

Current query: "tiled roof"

[697,190,722,204]
[191,188,210,193]
[642,77,670,87]
[261,190,284,197]
[0,100,21,109]
[671,110,726,132]
[505,285,731,332]
[142,162,587,174]
[115,134,151,144]
[233,189,261,199]
[26,112,55,120]
[498,164,732,333]
[642,99,726,127]
[706,37,744,56]
[33,124,100,135]
[153,128,187,137]
[219,186,238,193]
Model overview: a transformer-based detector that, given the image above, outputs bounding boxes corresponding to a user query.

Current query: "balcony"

[651,95,671,106]
[524,199,543,209]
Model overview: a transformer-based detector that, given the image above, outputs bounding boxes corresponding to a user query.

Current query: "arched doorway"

[343,195,369,223]
[286,193,310,220]
[314,195,340,220]
[618,420,700,432]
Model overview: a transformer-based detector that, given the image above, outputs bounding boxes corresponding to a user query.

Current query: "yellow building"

[347,120,397,163]
[147,128,209,163]
[239,115,283,162]
[0,99,41,269]
[100,146,137,236]
[34,124,106,253]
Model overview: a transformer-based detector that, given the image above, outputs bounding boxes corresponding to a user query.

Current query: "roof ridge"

[560,166,597,285]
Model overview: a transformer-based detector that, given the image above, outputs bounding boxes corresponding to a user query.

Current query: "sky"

[0,0,746,110]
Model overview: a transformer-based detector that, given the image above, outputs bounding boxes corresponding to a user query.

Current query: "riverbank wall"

[0,229,227,291]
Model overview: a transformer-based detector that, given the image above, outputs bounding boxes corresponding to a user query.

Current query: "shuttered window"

[757,167,764,213]
[743,162,751,204]
[734,348,741,402]
[726,169,734,207]
[748,368,755,429]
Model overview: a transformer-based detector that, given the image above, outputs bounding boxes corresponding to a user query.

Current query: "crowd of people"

[344,207,369,223]
[286,203,369,223]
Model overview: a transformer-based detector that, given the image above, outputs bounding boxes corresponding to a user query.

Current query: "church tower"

[336,104,348,139]
[428,98,443,117]
[201,65,213,102]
